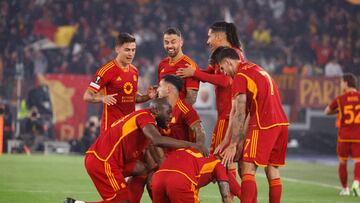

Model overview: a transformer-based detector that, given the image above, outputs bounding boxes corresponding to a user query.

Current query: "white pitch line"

[257,174,341,190]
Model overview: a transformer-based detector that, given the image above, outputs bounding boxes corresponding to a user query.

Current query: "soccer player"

[63,98,209,203]
[214,48,289,203]
[325,73,360,196]
[158,27,200,105]
[83,33,156,134]
[176,22,245,180]
[151,147,241,203]
[157,74,206,146]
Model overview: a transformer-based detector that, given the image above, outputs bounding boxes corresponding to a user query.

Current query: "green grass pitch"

[0,154,359,203]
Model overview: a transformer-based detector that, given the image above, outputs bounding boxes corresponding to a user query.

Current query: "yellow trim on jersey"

[237,73,289,129]
[156,169,198,186]
[105,162,121,191]
[338,139,360,143]
[176,148,203,158]
[168,55,186,66]
[250,130,258,158]
[183,56,197,70]
[177,100,190,114]
[98,62,114,76]
[199,160,220,175]
[104,87,108,131]
[86,112,149,162]
[105,193,117,201]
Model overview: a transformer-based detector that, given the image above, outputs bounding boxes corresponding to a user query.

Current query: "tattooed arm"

[217,181,232,203]
[191,120,207,147]
[185,89,198,105]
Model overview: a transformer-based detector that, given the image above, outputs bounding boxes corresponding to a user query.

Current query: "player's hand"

[220,144,237,167]
[193,143,210,157]
[176,64,195,78]
[102,93,117,105]
[147,85,158,99]
[213,140,226,156]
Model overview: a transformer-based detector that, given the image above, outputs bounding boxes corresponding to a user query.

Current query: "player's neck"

[167,94,179,108]
[169,51,184,63]
[115,57,130,69]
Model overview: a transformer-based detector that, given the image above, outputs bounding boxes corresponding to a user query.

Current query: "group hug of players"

[63,21,360,203]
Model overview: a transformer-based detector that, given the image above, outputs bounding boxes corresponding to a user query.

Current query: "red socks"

[269,178,282,203]
[339,162,348,188]
[227,169,241,199]
[241,174,256,203]
[354,162,360,181]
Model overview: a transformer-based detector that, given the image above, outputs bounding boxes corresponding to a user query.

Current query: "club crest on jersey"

[124,82,134,94]
[133,75,137,81]
[95,76,101,84]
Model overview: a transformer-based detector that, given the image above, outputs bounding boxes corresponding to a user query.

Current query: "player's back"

[86,109,154,165]
[337,91,360,137]
[158,148,221,186]
[237,62,288,129]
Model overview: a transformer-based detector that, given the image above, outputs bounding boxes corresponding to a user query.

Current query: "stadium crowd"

[1,0,360,101]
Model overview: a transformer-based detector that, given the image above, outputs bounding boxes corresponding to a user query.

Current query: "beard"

[166,48,178,58]
[155,116,167,129]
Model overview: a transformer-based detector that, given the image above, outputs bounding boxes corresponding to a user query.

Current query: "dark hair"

[216,47,240,63]
[210,46,227,65]
[210,21,241,50]
[162,74,183,92]
[150,97,171,110]
[115,33,136,47]
[343,73,357,88]
[163,27,182,38]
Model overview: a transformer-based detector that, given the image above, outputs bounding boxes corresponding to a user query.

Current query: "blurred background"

[1,0,360,156]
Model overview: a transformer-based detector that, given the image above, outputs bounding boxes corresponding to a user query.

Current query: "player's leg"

[151,172,170,203]
[239,161,257,203]
[64,154,130,203]
[266,126,288,203]
[337,141,350,195]
[351,142,360,196]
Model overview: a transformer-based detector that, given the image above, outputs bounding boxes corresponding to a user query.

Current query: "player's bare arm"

[142,124,209,156]
[186,89,198,105]
[135,85,158,103]
[83,89,117,105]
[214,99,236,155]
[221,93,247,166]
[217,181,232,203]
[324,105,338,115]
[191,120,207,146]
[176,63,195,78]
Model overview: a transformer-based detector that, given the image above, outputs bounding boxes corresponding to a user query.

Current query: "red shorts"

[242,125,288,166]
[337,141,360,161]
[151,171,199,203]
[210,119,229,153]
[85,154,129,201]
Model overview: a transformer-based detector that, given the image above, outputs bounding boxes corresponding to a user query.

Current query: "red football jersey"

[86,109,155,167]
[162,99,200,142]
[88,59,139,132]
[232,62,288,129]
[158,55,200,100]
[192,48,244,119]
[329,91,360,141]
[156,148,228,187]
